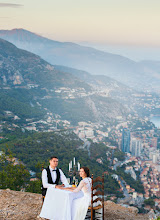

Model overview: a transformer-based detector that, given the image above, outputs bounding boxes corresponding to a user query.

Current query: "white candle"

[73,157,75,165]
[78,162,80,171]
[70,161,72,169]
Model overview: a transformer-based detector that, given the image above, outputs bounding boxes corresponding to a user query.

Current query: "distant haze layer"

[0,0,160,48]
[1,28,160,94]
[77,42,160,62]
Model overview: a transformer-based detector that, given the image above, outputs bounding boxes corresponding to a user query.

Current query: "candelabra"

[68,157,80,185]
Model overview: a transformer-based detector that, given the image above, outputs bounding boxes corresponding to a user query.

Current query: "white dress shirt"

[42,165,69,188]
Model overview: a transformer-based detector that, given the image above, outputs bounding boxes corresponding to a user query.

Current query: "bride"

[62,167,91,220]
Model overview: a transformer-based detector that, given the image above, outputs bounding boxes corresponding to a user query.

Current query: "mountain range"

[0,28,160,93]
[0,38,89,90]
[0,38,128,124]
[54,65,132,95]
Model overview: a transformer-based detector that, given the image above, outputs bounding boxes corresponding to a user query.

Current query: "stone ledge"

[0,189,149,220]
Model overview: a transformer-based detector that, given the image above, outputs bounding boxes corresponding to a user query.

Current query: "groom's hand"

[55,185,64,189]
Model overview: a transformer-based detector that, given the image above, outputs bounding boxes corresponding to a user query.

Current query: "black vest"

[41,166,60,196]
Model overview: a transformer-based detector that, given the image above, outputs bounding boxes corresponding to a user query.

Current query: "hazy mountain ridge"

[54,65,132,92]
[54,65,138,113]
[0,38,90,90]
[0,29,160,92]
[0,38,128,124]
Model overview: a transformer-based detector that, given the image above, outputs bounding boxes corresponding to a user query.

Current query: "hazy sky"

[0,0,160,46]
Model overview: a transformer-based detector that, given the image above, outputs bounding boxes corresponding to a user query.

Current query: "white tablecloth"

[40,187,83,220]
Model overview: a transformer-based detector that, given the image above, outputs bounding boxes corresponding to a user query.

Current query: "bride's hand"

[62,187,75,191]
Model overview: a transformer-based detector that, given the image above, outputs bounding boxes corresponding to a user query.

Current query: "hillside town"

[1,84,160,216]
[1,2,160,218]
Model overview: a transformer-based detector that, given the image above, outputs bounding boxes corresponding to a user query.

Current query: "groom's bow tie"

[52,169,56,172]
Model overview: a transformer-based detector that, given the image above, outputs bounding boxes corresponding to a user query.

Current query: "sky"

[0,0,160,60]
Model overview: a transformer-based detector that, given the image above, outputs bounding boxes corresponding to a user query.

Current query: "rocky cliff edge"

[0,189,149,220]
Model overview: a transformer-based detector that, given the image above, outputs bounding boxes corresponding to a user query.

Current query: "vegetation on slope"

[0,130,144,197]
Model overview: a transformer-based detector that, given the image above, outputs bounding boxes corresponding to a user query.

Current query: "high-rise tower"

[131,138,142,157]
[121,128,130,153]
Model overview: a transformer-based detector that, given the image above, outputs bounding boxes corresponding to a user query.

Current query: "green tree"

[144,198,155,208]
[26,179,42,194]
[0,152,30,190]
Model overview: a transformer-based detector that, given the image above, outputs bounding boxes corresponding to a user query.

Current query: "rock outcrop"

[104,200,148,220]
[0,189,149,220]
[0,189,42,220]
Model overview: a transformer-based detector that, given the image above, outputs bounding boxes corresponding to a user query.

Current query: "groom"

[41,156,69,197]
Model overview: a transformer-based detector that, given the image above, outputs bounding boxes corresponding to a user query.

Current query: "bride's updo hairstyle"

[81,167,90,177]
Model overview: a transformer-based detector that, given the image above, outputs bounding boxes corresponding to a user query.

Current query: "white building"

[85,129,94,139]
[131,138,142,157]
[78,131,85,139]
[149,151,159,164]
[125,166,137,180]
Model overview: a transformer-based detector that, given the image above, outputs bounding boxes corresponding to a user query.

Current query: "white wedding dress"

[71,177,92,220]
